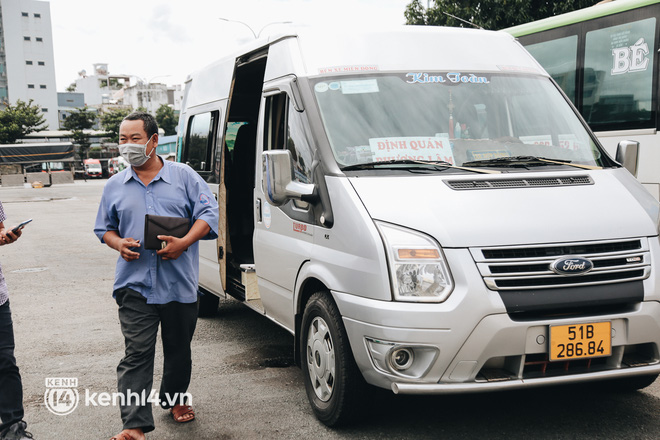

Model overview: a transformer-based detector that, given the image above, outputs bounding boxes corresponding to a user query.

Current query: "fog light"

[389,347,414,371]
[365,337,439,379]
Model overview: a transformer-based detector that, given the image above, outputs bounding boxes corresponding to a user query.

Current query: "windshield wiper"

[463,156,602,170]
[342,159,500,174]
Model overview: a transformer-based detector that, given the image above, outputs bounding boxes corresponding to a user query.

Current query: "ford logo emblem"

[550,256,594,276]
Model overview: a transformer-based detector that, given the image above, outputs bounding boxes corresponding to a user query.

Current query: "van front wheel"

[301,292,363,426]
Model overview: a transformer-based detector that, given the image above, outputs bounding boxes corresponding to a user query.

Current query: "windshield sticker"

[319,65,379,74]
[368,136,455,163]
[328,82,341,91]
[406,72,490,84]
[467,150,510,161]
[341,79,379,94]
[315,82,329,93]
[520,135,582,151]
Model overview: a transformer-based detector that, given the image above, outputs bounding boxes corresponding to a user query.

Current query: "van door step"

[240,264,260,301]
[240,264,256,273]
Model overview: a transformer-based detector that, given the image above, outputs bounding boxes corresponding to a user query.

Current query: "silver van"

[177,26,660,426]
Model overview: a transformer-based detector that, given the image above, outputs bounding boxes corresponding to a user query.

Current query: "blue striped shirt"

[0,202,8,306]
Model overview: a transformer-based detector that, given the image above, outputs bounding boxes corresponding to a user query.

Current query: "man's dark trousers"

[0,301,24,432]
[115,288,197,433]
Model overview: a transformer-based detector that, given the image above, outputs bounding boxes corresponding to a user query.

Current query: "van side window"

[183,111,218,174]
[265,92,314,209]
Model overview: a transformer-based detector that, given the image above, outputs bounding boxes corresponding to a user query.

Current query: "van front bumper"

[391,364,660,394]
[333,290,660,394]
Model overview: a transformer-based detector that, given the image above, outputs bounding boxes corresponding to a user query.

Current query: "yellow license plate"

[549,322,611,361]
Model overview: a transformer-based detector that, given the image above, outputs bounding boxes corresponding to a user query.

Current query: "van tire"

[301,292,363,427]
[197,291,219,317]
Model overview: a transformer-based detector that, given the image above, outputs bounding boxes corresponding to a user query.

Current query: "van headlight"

[376,221,453,302]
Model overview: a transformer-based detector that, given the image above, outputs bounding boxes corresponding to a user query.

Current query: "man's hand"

[0,227,21,245]
[118,238,141,262]
[156,235,188,260]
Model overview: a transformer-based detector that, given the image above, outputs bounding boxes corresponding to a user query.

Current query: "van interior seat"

[227,123,256,263]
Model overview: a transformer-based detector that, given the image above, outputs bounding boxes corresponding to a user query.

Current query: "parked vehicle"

[506,0,660,200]
[108,156,127,175]
[178,26,660,426]
[83,159,102,178]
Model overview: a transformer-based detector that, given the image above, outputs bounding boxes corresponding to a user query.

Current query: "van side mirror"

[615,140,639,177]
[262,150,315,206]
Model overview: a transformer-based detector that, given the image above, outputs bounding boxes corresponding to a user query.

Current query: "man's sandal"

[170,404,195,423]
[109,428,145,440]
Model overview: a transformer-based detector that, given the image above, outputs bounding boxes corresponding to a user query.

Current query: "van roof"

[184,26,544,107]
[294,25,542,76]
[189,25,542,78]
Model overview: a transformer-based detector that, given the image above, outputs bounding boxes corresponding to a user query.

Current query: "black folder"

[144,214,190,250]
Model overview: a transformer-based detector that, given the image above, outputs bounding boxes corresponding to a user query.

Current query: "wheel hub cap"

[306,316,335,402]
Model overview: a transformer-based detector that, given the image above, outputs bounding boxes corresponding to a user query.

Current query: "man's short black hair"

[123,111,159,138]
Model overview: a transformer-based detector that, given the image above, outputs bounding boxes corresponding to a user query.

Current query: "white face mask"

[119,134,154,167]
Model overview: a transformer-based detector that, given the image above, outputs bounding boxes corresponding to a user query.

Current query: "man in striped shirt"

[0,202,32,440]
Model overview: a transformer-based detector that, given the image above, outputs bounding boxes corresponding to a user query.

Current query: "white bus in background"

[506,0,660,200]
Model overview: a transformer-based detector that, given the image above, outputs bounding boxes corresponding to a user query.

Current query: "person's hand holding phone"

[1,218,30,245]
[1,227,21,245]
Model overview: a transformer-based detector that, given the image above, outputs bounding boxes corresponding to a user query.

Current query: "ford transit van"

[178,26,660,426]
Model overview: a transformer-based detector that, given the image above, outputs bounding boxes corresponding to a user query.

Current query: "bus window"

[526,35,578,104]
[583,18,655,128]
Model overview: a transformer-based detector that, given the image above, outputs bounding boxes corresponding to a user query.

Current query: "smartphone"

[11,219,32,234]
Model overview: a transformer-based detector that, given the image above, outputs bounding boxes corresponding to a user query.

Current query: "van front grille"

[482,240,641,259]
[471,238,651,291]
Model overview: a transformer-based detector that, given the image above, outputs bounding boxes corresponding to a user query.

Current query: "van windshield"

[312,73,607,171]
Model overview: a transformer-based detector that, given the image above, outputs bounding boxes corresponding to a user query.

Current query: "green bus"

[506,0,660,200]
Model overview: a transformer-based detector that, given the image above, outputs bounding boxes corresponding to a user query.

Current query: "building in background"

[122,81,169,115]
[57,91,101,129]
[71,63,183,114]
[73,63,131,107]
[0,0,58,128]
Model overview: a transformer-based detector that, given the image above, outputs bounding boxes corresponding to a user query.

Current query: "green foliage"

[156,104,177,136]
[405,0,597,30]
[62,106,97,159]
[62,106,96,131]
[0,99,48,144]
[100,108,132,143]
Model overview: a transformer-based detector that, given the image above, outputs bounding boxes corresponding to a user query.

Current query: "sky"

[47,0,412,92]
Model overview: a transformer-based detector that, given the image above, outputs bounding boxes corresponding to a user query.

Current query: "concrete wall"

[50,171,73,184]
[25,172,47,183]
[1,174,24,186]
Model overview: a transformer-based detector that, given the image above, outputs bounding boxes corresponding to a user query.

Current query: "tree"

[100,108,131,143]
[0,99,48,144]
[156,104,177,136]
[405,0,597,30]
[62,106,97,159]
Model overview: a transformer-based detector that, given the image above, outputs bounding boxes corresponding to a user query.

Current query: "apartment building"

[0,0,58,129]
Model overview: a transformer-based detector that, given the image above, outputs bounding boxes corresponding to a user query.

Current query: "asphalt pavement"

[1,180,660,440]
